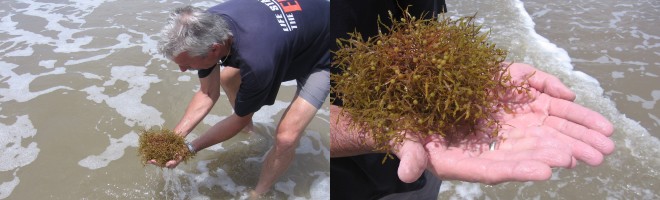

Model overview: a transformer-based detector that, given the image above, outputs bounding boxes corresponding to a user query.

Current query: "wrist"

[186,142,196,154]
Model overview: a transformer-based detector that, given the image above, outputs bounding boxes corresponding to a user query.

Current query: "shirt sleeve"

[197,64,218,78]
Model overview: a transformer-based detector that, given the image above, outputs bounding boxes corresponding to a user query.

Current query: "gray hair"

[158,6,232,60]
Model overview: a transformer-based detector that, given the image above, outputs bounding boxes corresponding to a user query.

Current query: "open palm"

[395,63,614,184]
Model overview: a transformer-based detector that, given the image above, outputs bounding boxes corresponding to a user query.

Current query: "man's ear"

[206,43,221,59]
[211,43,221,53]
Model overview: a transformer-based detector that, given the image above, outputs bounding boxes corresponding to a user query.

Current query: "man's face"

[172,51,217,72]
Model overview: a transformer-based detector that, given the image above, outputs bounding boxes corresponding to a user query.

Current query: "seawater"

[1,0,658,199]
[0,0,329,199]
[439,0,659,199]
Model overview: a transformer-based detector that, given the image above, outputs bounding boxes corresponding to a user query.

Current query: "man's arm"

[331,105,429,183]
[173,66,222,137]
[330,105,381,157]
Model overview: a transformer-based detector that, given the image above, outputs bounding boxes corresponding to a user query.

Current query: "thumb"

[394,139,427,183]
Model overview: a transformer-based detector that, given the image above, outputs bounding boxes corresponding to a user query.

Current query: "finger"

[543,117,611,166]
[165,159,180,168]
[499,126,571,154]
[426,146,552,184]
[148,159,163,167]
[545,116,615,155]
[545,95,614,136]
[165,155,183,168]
[483,160,553,184]
[395,139,427,183]
[527,70,576,101]
[484,145,573,168]
[510,63,576,101]
[503,125,603,166]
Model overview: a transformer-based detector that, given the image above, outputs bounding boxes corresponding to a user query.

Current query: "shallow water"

[1,0,658,199]
[0,0,329,199]
[438,0,659,199]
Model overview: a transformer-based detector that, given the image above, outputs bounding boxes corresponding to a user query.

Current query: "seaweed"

[137,129,194,167]
[331,11,531,153]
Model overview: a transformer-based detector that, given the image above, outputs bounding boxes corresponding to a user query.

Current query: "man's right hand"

[394,63,614,184]
[147,155,184,169]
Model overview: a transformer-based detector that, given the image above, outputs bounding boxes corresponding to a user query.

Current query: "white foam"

[0,115,39,199]
[0,115,39,171]
[626,90,660,110]
[210,167,245,195]
[64,52,113,66]
[309,175,330,200]
[38,60,56,69]
[611,71,625,79]
[438,181,484,200]
[0,62,72,103]
[178,75,191,82]
[81,85,106,104]
[295,131,329,161]
[77,66,164,170]
[81,66,164,128]
[0,0,135,63]
[645,72,658,77]
[649,113,659,127]
[0,173,19,199]
[80,72,103,80]
[274,179,298,199]
[78,131,139,170]
[202,114,226,126]
[252,100,289,123]
[4,46,33,57]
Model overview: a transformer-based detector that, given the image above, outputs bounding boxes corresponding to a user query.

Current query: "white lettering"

[258,0,298,32]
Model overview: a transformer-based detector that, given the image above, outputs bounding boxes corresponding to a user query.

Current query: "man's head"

[158,6,232,71]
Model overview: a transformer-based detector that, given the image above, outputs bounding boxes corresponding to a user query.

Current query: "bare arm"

[191,112,253,151]
[330,105,381,157]
[330,104,429,183]
[173,66,222,137]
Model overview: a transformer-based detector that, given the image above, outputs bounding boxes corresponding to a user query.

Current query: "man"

[330,0,614,199]
[152,0,330,198]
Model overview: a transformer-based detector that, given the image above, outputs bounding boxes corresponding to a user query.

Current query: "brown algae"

[137,129,194,167]
[331,12,531,152]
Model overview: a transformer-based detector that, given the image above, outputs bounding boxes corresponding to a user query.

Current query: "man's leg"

[252,96,319,196]
[252,67,329,197]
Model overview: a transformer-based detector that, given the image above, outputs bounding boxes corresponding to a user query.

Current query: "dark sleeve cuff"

[197,64,218,78]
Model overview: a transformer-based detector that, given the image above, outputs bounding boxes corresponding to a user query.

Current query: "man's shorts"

[296,67,330,109]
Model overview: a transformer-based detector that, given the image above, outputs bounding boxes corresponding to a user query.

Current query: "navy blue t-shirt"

[206,0,330,117]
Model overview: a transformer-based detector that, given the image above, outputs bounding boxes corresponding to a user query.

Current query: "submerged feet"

[248,189,267,200]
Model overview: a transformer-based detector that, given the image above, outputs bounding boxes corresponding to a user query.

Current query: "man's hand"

[395,63,615,184]
[147,155,184,169]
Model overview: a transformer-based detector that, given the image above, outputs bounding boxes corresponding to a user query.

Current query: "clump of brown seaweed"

[332,12,531,152]
[138,129,194,167]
